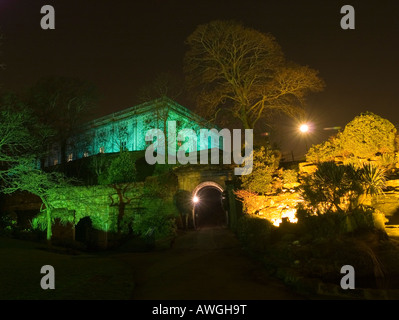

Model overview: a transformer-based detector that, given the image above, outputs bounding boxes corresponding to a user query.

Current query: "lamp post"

[299,123,310,159]
[192,195,199,229]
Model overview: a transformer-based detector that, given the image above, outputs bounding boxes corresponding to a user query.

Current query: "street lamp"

[299,123,311,159]
[299,124,309,133]
[192,195,199,204]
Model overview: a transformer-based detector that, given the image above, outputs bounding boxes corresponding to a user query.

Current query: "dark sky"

[1,0,398,158]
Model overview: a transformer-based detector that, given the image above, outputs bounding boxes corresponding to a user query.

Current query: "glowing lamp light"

[192,195,199,204]
[299,124,309,133]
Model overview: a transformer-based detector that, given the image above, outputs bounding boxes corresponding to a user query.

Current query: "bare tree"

[184,20,325,130]
[138,72,184,103]
[0,93,53,180]
[27,76,98,164]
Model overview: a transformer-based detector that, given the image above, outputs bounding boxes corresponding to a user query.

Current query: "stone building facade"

[45,97,221,166]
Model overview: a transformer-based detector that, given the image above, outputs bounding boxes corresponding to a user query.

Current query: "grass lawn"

[0,237,135,300]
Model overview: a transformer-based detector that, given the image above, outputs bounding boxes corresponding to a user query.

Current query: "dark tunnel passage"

[194,186,226,228]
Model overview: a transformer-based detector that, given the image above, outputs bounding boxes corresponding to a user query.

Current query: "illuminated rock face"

[241,190,302,227]
[45,97,220,166]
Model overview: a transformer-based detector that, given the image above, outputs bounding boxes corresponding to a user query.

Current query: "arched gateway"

[173,164,235,229]
[191,181,226,229]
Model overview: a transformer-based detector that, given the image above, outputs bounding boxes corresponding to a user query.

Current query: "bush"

[306,112,397,163]
[300,161,387,214]
[235,215,274,252]
[98,151,137,184]
[0,213,17,236]
[341,112,396,159]
[296,206,381,239]
[132,200,178,241]
[239,146,280,194]
[282,169,298,184]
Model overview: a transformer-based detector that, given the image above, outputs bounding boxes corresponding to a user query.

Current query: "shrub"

[301,162,362,214]
[296,205,383,238]
[235,215,273,252]
[282,169,298,185]
[306,134,343,163]
[0,213,17,236]
[306,112,397,164]
[300,161,387,214]
[98,151,137,184]
[240,145,280,194]
[340,112,396,159]
[132,204,177,241]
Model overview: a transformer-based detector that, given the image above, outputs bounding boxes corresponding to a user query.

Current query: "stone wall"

[374,179,399,224]
[47,183,145,232]
[238,175,399,229]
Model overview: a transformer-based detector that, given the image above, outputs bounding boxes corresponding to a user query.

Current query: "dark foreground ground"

[0,227,308,300]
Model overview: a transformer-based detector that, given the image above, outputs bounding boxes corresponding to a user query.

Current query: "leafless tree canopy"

[184,20,325,130]
[138,72,184,103]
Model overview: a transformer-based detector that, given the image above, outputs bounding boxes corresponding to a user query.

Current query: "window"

[99,146,105,153]
[53,159,58,166]
[120,141,127,151]
[67,153,73,162]
[83,152,89,158]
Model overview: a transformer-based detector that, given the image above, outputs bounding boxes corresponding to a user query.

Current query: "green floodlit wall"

[46,184,143,232]
[41,182,178,233]
[47,97,222,166]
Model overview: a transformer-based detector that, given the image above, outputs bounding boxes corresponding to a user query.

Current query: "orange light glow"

[299,124,309,133]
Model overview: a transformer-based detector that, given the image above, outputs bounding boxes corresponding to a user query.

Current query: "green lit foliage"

[240,146,281,194]
[98,151,137,233]
[0,213,17,236]
[301,161,386,215]
[306,112,397,164]
[98,151,136,185]
[2,159,77,241]
[86,153,111,184]
[0,95,32,164]
[174,190,193,229]
[133,173,179,240]
[132,202,177,241]
[0,93,53,177]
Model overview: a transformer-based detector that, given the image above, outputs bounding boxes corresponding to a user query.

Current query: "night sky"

[1,0,398,158]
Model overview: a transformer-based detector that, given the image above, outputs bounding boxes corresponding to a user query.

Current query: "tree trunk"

[239,106,252,130]
[42,199,52,245]
[116,188,126,233]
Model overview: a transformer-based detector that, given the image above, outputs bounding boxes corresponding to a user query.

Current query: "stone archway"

[192,181,226,229]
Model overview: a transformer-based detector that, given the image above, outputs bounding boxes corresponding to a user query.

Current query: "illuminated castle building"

[45,97,221,166]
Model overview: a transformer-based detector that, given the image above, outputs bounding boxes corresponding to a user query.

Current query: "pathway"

[113,226,305,300]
